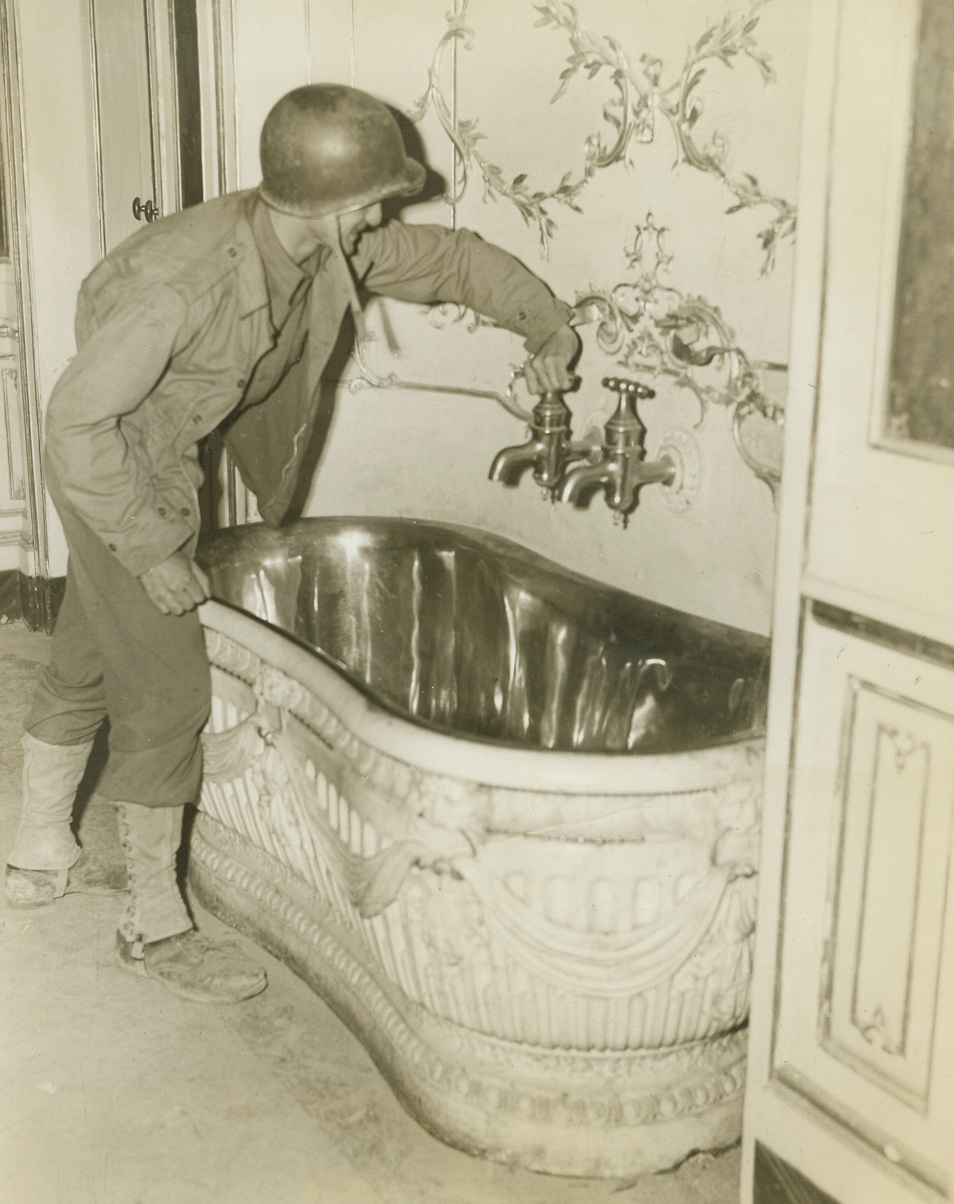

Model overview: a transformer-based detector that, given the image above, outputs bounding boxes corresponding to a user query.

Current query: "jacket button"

[228,247,238,258]
[108,542,117,552]
[180,507,190,517]
[157,506,167,517]
[192,414,202,424]
[237,379,246,389]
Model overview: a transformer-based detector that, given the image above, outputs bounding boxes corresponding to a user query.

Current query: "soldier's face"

[337,203,383,254]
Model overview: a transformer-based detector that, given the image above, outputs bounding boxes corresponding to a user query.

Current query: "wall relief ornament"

[575,212,785,496]
[349,3,791,502]
[411,0,796,272]
[348,213,786,503]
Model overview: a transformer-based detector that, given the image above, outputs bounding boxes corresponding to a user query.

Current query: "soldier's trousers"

[25,499,211,808]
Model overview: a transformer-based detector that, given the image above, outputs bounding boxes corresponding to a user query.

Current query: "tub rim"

[200,598,765,797]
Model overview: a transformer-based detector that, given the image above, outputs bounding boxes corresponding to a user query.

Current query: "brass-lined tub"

[191,518,768,1178]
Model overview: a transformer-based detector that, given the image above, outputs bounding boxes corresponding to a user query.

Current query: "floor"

[0,621,741,1204]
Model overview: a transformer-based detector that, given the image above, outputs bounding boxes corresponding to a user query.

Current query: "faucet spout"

[556,458,620,505]
[488,390,578,490]
[630,457,676,490]
[558,452,674,511]
[489,438,548,485]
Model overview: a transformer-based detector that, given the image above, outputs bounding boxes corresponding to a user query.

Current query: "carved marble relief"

[193,617,766,1176]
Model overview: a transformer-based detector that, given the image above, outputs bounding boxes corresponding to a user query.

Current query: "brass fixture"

[488,389,597,492]
[557,376,675,515]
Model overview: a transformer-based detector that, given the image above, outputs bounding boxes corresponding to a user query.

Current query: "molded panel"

[824,683,950,1109]
[772,605,954,1198]
[806,0,954,641]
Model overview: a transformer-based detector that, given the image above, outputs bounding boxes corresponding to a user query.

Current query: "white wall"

[7,0,101,577]
[225,0,807,635]
[12,0,808,634]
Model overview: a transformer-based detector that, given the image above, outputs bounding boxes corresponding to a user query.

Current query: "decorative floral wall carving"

[348,1,794,507]
[575,212,785,494]
[411,0,796,273]
[350,212,785,496]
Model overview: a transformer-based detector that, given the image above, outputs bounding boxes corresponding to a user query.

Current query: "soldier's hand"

[139,551,211,616]
[523,323,581,394]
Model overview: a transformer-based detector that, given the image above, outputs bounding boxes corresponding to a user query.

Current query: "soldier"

[4,85,579,1003]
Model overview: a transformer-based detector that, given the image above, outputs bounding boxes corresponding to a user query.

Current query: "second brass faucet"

[557,377,675,515]
[488,376,675,518]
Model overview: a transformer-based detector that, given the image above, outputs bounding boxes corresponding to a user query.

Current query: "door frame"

[742,0,954,1200]
[0,0,43,586]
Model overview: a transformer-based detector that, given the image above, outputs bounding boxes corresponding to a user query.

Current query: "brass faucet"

[488,390,597,492]
[557,377,675,515]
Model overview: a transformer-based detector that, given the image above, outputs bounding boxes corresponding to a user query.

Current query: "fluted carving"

[190,812,748,1177]
[195,619,762,1176]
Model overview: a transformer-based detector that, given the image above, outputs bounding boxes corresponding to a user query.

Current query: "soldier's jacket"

[45,190,571,577]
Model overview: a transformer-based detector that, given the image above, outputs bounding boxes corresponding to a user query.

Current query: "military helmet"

[259,84,426,219]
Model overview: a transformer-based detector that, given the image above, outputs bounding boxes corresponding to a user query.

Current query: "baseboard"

[754,1143,840,1204]
[0,570,65,632]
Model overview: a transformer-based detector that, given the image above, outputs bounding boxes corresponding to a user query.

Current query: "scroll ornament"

[202,679,759,1000]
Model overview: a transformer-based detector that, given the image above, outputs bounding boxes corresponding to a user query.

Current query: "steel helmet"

[259,84,426,219]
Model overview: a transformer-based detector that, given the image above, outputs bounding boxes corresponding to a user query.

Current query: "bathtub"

[190,517,769,1178]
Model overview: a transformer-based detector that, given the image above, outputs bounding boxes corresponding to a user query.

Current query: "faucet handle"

[601,376,655,448]
[602,376,656,401]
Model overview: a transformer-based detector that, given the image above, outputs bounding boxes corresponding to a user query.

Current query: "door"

[89,0,163,252]
[0,1,29,582]
[89,0,235,525]
[743,2,954,1202]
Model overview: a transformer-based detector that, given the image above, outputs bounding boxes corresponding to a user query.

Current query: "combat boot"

[115,801,267,1003]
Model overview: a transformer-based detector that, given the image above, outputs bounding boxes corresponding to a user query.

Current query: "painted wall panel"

[744,5,954,1199]
[230,0,313,190]
[826,683,951,1109]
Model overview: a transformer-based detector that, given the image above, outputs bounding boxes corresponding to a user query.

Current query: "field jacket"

[45,190,572,577]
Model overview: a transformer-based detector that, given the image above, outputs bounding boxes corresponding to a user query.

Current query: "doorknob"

[132,196,160,223]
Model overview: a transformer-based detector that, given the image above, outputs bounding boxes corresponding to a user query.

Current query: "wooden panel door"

[743,2,954,1202]
[768,605,954,1200]
[89,0,162,252]
[802,0,954,644]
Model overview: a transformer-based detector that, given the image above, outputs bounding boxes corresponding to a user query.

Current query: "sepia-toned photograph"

[0,1,950,1201]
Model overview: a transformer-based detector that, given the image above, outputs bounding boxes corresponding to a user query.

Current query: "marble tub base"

[189,812,746,1180]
